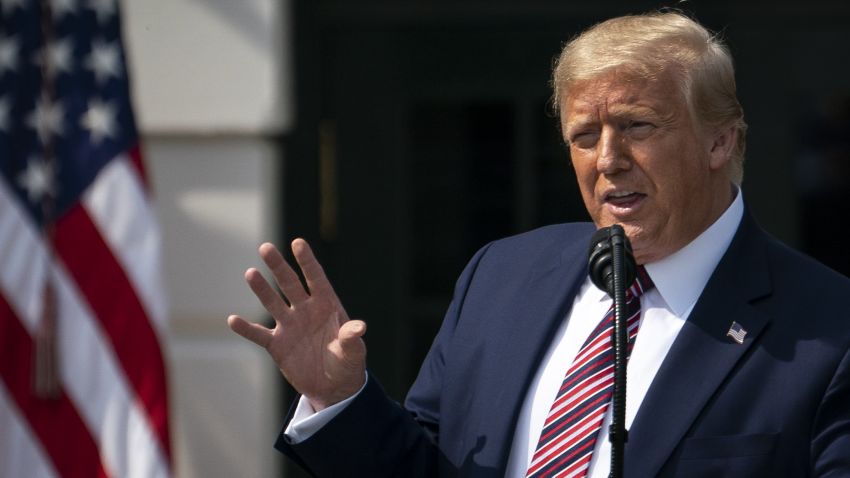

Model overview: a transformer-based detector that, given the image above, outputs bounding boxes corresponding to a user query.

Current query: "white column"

[123,0,293,476]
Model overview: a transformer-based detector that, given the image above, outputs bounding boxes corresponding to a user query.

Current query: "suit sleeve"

[812,346,850,475]
[403,241,493,444]
[273,243,493,477]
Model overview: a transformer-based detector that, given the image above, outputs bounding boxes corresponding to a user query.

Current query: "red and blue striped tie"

[526,266,653,478]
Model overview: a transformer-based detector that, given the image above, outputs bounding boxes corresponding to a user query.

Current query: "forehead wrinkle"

[563,72,682,121]
[607,102,676,124]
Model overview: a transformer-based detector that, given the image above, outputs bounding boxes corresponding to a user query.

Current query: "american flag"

[0,0,171,476]
[726,321,747,345]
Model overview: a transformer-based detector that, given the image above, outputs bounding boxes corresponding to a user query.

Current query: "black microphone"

[587,224,636,478]
[588,225,636,295]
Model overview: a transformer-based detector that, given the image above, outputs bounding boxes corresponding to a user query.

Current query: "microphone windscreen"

[587,225,636,294]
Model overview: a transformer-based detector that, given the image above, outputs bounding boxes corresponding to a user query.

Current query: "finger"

[227,315,273,348]
[245,268,291,322]
[338,319,367,355]
[291,238,334,297]
[259,242,309,304]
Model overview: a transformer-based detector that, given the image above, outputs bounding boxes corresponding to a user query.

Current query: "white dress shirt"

[287,190,744,478]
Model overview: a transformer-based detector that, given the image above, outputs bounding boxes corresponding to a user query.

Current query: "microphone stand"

[608,229,628,478]
[587,225,634,478]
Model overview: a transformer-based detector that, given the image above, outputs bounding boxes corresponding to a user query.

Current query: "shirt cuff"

[283,372,369,444]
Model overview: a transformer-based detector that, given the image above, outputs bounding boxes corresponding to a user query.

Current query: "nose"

[596,127,630,175]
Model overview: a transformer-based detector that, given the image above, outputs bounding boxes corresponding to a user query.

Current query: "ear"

[707,126,737,171]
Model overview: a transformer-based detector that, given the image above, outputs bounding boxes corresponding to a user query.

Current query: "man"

[228,12,850,477]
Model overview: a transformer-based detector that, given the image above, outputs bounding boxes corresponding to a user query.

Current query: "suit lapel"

[481,227,594,473]
[624,212,773,477]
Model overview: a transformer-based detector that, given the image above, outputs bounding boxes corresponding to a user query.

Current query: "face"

[561,70,735,264]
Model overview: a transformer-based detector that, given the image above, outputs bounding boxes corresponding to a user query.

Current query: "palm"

[227,240,366,410]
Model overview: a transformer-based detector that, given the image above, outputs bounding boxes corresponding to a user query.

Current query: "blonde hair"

[552,12,748,183]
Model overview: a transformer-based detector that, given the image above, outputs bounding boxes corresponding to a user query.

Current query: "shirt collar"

[643,187,744,317]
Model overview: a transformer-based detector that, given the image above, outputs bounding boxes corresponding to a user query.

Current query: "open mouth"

[604,191,646,211]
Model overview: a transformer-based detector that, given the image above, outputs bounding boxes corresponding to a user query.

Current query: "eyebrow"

[565,103,676,134]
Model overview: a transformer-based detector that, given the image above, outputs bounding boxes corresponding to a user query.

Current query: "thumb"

[338,319,367,355]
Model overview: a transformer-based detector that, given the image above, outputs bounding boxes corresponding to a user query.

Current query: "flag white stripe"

[0,382,58,478]
[0,181,170,478]
[52,223,169,478]
[0,180,50,331]
[83,155,168,335]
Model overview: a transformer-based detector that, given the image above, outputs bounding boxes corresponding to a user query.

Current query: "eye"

[569,131,599,149]
[627,121,655,138]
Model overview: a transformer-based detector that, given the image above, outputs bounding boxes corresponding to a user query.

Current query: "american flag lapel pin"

[726,321,747,344]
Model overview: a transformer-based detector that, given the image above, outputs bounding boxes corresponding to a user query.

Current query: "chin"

[622,227,650,261]
[620,223,643,242]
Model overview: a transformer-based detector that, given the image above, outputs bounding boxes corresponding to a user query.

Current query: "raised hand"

[227,239,367,411]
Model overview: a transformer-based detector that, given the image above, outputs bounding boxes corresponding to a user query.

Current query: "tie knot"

[631,265,654,299]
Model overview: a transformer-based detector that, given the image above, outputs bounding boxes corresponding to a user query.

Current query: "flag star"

[0,35,19,76]
[33,37,74,77]
[17,156,56,203]
[85,39,121,84]
[86,0,115,24]
[27,96,65,144]
[81,98,118,144]
[51,0,78,19]
[0,96,10,133]
[0,0,26,15]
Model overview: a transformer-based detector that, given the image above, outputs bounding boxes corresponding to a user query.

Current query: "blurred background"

[134,0,850,476]
[3,0,850,477]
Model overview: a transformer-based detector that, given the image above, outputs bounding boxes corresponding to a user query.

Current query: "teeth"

[608,191,635,198]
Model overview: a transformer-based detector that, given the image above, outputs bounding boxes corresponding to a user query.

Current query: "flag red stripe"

[127,144,150,191]
[0,297,109,478]
[53,203,171,462]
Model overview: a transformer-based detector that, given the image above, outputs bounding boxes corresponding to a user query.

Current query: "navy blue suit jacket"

[276,211,850,477]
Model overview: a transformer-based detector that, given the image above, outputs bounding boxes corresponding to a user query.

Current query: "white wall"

[122,0,292,476]
[125,0,292,134]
